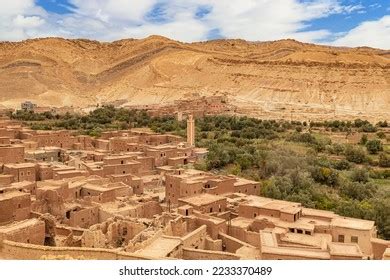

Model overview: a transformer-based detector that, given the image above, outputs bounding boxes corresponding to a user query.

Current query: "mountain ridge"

[0,36,389,121]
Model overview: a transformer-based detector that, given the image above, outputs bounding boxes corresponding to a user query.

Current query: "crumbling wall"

[182,248,240,260]
[205,237,222,251]
[181,225,207,249]
[0,240,154,260]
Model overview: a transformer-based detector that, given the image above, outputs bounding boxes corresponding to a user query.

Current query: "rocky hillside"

[0,36,389,121]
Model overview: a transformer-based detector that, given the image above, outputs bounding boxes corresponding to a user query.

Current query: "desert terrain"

[0,36,389,121]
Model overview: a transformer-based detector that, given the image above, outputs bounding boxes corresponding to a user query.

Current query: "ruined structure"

[0,120,389,260]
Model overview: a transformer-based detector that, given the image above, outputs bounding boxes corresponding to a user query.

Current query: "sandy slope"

[0,36,389,121]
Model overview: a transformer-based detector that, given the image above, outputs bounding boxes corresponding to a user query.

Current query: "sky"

[0,0,389,49]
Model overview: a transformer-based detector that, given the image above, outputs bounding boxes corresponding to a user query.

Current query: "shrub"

[310,166,339,187]
[378,153,390,168]
[359,134,368,145]
[332,159,351,170]
[350,168,369,183]
[376,132,386,139]
[345,145,367,164]
[365,139,383,154]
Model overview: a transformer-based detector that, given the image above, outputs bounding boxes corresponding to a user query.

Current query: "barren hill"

[0,36,389,121]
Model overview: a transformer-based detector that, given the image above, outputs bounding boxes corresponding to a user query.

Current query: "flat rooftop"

[0,191,30,202]
[234,177,259,186]
[330,217,375,231]
[329,243,363,257]
[243,195,301,212]
[178,193,226,207]
[0,218,41,233]
[4,163,36,168]
[137,236,181,258]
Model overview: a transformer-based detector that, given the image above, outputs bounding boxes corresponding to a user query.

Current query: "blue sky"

[1,0,389,49]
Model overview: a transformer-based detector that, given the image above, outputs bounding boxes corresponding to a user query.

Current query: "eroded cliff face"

[0,36,389,120]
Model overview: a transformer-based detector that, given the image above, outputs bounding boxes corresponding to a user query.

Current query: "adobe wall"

[0,175,14,185]
[234,182,260,196]
[245,230,261,247]
[371,238,390,260]
[331,226,374,256]
[0,129,18,139]
[0,193,31,223]
[0,219,45,245]
[205,237,222,251]
[37,166,54,181]
[3,165,36,183]
[31,131,75,149]
[103,163,140,177]
[181,225,207,249]
[194,215,227,240]
[65,206,99,228]
[261,250,329,260]
[165,217,187,237]
[218,232,255,253]
[127,230,164,252]
[228,227,260,247]
[0,240,154,260]
[136,157,155,173]
[239,204,280,219]
[0,137,10,145]
[0,146,24,164]
[182,248,240,260]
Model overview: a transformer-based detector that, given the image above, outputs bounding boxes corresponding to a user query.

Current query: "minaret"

[187,114,195,147]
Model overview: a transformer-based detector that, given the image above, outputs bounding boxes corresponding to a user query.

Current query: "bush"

[376,121,388,128]
[345,145,367,164]
[359,134,368,145]
[310,166,339,187]
[365,139,383,154]
[360,124,377,133]
[339,181,377,201]
[350,168,369,183]
[332,159,351,170]
[378,153,390,168]
[377,132,386,139]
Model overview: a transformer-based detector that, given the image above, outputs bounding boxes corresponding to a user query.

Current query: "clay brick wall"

[65,207,99,229]
[0,145,24,164]
[330,225,375,256]
[0,220,45,245]
[0,193,31,223]
[0,137,10,145]
[103,163,141,177]
[3,165,36,182]
[136,157,155,174]
[0,175,14,185]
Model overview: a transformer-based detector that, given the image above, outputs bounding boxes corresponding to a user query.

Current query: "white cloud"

[0,0,47,41]
[68,0,157,23]
[332,15,390,49]
[0,0,387,49]
[13,15,45,28]
[197,0,343,41]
